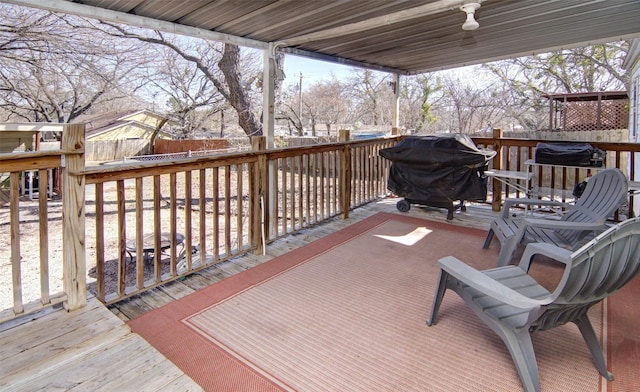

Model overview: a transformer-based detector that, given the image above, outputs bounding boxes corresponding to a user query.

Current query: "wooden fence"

[85,139,150,162]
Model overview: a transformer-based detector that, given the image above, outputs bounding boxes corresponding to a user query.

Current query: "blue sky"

[282,54,359,88]
[280,53,487,90]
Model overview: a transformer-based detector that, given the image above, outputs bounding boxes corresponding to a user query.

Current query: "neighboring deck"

[0,198,494,391]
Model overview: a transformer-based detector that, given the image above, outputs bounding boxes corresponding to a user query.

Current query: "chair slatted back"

[558,169,628,244]
[562,218,640,302]
[535,218,640,331]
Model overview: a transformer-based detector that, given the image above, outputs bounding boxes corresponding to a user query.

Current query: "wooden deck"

[0,297,202,391]
[0,198,495,391]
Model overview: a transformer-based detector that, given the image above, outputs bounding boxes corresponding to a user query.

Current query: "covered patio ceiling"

[7,0,640,75]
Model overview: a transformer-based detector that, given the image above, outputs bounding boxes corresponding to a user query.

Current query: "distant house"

[0,123,64,154]
[73,110,172,141]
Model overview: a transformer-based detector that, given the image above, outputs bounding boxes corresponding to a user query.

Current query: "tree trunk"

[218,44,262,137]
[219,110,225,137]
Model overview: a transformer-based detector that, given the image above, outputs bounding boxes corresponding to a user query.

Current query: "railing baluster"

[280,158,286,235]
[212,167,220,262]
[117,179,126,296]
[236,164,243,250]
[185,170,193,271]
[10,172,22,314]
[169,173,177,276]
[38,168,50,305]
[153,175,161,282]
[289,157,294,233]
[297,155,303,230]
[135,177,144,289]
[199,168,207,264]
[95,183,105,302]
[304,154,313,226]
[224,166,231,257]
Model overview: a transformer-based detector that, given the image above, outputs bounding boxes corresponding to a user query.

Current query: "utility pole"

[295,72,304,135]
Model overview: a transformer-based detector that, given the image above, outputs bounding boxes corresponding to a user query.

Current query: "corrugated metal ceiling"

[7,0,640,74]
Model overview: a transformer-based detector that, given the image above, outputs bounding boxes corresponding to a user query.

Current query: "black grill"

[379,135,495,220]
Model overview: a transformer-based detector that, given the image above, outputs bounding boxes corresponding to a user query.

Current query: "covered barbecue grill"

[379,134,495,220]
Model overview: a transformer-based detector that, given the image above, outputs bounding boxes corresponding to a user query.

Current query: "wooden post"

[251,136,267,254]
[10,171,22,314]
[491,128,503,212]
[262,47,276,149]
[339,130,352,219]
[391,73,400,130]
[61,124,86,311]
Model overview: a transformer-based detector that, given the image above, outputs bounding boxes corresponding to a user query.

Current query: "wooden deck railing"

[472,130,640,213]
[2,125,639,319]
[262,131,395,242]
[0,124,85,323]
[80,131,399,304]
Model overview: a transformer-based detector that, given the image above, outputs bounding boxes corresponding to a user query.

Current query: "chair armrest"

[438,256,552,309]
[518,242,572,271]
[521,218,605,231]
[501,198,567,219]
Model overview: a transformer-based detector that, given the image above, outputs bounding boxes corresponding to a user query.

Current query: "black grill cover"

[534,142,603,167]
[379,135,495,203]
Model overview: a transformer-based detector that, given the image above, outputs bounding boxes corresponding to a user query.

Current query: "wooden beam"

[4,0,268,50]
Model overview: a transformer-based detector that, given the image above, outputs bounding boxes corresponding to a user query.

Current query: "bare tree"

[218,43,262,136]
[0,5,148,122]
[90,20,266,137]
[482,42,629,131]
[278,84,304,136]
[347,69,391,126]
[304,79,349,136]
[400,74,444,132]
[139,39,227,138]
[419,72,508,134]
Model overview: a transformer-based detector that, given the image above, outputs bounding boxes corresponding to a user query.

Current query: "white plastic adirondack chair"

[483,168,628,266]
[427,217,640,392]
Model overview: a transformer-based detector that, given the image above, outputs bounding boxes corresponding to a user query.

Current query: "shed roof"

[7,0,640,74]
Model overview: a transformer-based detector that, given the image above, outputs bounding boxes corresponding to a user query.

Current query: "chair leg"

[426,270,449,326]
[483,229,494,249]
[496,239,518,267]
[500,328,540,392]
[574,314,614,381]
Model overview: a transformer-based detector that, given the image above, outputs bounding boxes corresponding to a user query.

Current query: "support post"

[262,45,276,149]
[263,45,278,239]
[339,130,352,218]
[392,73,400,131]
[491,128,503,212]
[251,136,267,254]
[61,124,86,311]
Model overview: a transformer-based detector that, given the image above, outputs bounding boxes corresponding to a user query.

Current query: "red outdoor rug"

[128,212,639,391]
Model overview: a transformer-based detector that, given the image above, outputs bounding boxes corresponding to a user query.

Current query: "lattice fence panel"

[563,100,629,131]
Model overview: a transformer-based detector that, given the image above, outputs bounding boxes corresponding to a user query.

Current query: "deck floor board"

[0,297,203,391]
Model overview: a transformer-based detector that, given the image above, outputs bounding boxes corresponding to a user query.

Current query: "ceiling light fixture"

[460,2,481,31]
